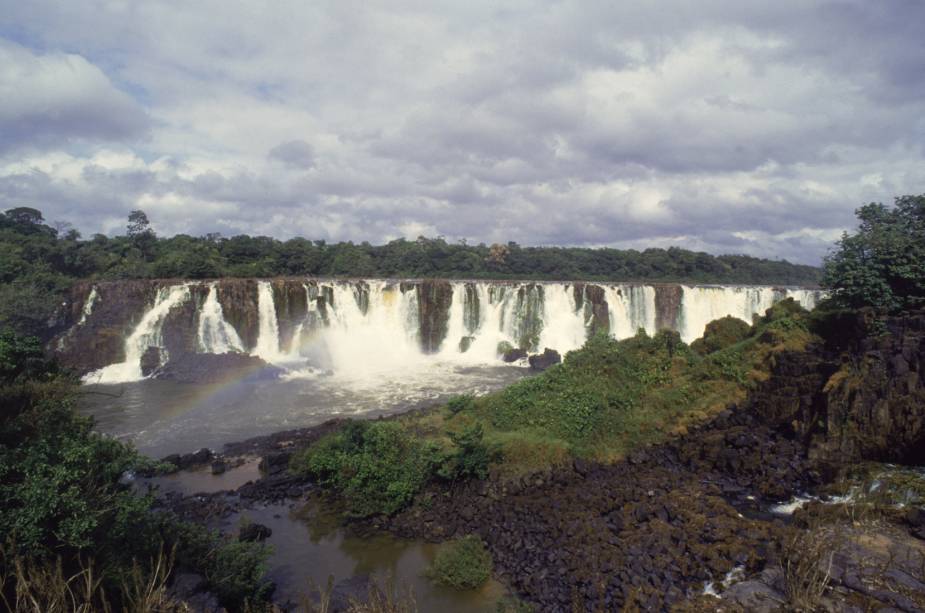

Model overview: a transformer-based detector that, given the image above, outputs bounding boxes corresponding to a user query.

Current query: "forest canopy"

[0,206,820,338]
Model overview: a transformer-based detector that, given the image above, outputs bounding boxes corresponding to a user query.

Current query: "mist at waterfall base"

[76,281,821,457]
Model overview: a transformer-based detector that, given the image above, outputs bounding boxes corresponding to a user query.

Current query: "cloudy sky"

[1,1,923,264]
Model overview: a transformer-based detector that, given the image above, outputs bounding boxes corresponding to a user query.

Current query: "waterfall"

[677,286,821,343]
[252,281,286,362]
[77,286,99,326]
[441,283,468,355]
[310,281,424,378]
[75,279,826,381]
[198,284,245,353]
[538,284,588,354]
[83,284,191,383]
[605,285,657,339]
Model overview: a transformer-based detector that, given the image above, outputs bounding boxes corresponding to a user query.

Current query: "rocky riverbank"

[147,308,925,612]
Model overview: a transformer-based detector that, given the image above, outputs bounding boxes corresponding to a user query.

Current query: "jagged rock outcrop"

[528,348,561,370]
[751,308,925,468]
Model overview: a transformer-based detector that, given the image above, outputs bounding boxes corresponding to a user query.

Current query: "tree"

[127,209,157,261]
[822,195,925,311]
[4,207,44,226]
[127,209,154,238]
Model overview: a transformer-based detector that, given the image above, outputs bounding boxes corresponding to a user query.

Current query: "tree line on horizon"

[0,205,819,338]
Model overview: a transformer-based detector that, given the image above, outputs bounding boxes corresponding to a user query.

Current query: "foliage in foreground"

[290,421,441,517]
[823,194,925,312]
[0,332,272,611]
[426,536,493,590]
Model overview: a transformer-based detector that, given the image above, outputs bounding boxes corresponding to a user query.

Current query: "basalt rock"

[53,280,162,374]
[140,346,163,377]
[528,348,561,371]
[272,279,309,353]
[216,279,260,350]
[751,308,925,468]
[381,404,816,611]
[654,284,683,332]
[411,280,453,353]
[152,352,281,384]
[573,283,609,336]
[239,522,273,542]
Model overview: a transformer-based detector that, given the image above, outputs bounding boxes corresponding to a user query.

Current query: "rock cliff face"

[271,279,308,353]
[654,284,682,331]
[751,309,925,467]
[55,280,160,373]
[216,279,260,349]
[409,280,453,353]
[573,283,609,336]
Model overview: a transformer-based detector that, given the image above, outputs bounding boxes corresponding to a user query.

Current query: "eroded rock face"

[53,280,161,373]
[216,279,260,351]
[272,280,308,353]
[654,284,683,332]
[751,309,925,468]
[412,280,453,353]
[573,283,609,336]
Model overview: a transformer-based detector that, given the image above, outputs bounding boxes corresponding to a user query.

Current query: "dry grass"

[780,525,837,612]
[0,544,188,613]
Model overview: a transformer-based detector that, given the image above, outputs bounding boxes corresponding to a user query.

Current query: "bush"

[438,423,495,481]
[447,394,475,415]
[290,421,440,517]
[426,536,492,590]
[0,336,273,612]
[690,316,751,355]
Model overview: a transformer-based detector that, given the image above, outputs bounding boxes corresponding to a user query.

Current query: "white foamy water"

[198,284,245,353]
[83,284,191,384]
[74,279,823,385]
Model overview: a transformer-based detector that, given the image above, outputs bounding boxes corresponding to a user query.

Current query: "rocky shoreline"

[147,309,925,612]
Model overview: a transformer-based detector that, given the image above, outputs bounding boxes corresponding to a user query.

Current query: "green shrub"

[427,536,492,590]
[690,316,751,355]
[290,421,440,517]
[0,338,274,612]
[438,423,495,481]
[447,394,475,415]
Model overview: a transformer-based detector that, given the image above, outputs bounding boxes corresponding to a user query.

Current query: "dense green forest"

[0,206,819,338]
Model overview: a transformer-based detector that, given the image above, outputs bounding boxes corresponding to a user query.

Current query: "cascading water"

[538,284,588,354]
[252,281,287,362]
[605,285,657,339]
[77,280,824,381]
[678,286,821,343]
[83,284,191,384]
[198,284,245,353]
[78,286,99,326]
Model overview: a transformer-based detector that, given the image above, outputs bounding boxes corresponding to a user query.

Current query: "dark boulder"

[239,522,272,542]
[528,348,561,371]
[140,346,162,377]
[154,352,282,384]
